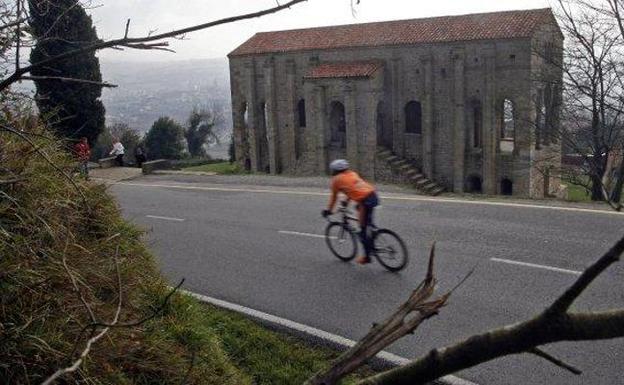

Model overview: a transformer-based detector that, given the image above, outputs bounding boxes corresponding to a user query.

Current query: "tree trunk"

[610,157,624,203]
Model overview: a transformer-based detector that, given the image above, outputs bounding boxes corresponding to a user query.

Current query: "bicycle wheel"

[373,229,408,272]
[325,222,358,261]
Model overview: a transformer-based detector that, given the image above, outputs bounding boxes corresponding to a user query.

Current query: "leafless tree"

[544,0,624,203]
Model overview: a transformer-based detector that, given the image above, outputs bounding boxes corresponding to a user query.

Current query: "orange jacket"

[327,170,375,210]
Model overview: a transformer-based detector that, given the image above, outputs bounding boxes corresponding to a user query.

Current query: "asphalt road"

[111,175,624,385]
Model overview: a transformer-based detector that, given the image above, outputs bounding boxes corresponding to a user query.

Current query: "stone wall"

[229,22,563,198]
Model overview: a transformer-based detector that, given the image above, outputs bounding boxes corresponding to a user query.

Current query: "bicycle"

[324,200,409,272]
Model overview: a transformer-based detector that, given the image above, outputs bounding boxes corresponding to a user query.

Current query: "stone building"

[228,8,563,197]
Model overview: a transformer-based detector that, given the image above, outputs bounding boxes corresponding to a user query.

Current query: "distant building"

[228,8,563,197]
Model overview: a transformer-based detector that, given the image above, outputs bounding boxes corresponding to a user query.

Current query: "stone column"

[452,49,466,192]
[344,82,358,170]
[314,85,328,174]
[285,59,297,172]
[229,66,244,167]
[421,55,434,178]
[244,60,259,172]
[482,48,498,195]
[364,90,381,178]
[264,58,279,174]
[391,58,404,156]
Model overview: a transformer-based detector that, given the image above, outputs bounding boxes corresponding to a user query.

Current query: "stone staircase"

[376,148,445,196]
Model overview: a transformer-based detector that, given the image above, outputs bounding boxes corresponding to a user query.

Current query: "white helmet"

[329,159,349,172]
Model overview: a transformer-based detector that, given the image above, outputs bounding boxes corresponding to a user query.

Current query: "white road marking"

[279,230,326,239]
[181,289,478,385]
[491,258,582,275]
[115,182,623,216]
[146,215,185,222]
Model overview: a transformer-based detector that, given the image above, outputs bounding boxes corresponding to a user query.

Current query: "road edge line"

[180,289,479,385]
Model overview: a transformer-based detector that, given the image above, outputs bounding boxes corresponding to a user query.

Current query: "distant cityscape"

[100,58,232,157]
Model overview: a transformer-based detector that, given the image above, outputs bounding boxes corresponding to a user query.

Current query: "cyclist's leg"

[358,193,378,258]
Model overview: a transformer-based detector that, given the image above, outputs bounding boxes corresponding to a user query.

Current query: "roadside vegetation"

[184,161,245,175]
[0,122,364,384]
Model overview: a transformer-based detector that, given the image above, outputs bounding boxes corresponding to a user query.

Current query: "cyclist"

[322,159,379,264]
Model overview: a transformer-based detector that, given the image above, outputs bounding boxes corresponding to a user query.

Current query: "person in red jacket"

[322,159,379,264]
[74,137,91,179]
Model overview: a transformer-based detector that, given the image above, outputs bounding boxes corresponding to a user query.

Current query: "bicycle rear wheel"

[373,229,408,272]
[325,222,358,261]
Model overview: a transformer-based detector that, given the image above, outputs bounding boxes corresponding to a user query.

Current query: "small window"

[509,54,516,61]
[297,99,306,127]
[405,101,422,134]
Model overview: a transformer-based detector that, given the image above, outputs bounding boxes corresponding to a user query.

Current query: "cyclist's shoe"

[355,255,371,265]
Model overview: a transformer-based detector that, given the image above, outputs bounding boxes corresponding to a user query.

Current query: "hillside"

[100,58,232,136]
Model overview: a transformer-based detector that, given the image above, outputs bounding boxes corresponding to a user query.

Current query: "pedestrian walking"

[109,137,125,166]
[134,144,147,168]
[74,137,91,179]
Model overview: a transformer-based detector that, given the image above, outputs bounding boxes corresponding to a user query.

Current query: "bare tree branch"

[0,0,309,91]
[353,234,624,385]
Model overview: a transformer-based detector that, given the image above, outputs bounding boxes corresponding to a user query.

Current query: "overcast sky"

[89,0,550,62]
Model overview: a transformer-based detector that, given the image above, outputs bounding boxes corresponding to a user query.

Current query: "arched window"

[502,99,515,139]
[466,175,483,193]
[501,178,513,195]
[242,102,249,127]
[472,100,482,148]
[329,101,346,148]
[405,101,422,134]
[297,99,306,128]
[500,99,515,153]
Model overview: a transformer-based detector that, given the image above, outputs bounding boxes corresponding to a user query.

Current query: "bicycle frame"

[328,200,378,233]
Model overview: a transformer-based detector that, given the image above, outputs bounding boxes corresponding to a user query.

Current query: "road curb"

[181,289,479,385]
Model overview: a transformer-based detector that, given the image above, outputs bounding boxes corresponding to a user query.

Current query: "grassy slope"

[0,127,365,384]
[184,162,244,174]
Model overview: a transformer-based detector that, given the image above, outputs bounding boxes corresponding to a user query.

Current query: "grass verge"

[184,161,245,175]
[0,124,366,384]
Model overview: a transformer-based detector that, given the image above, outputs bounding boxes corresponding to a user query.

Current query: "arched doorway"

[377,101,392,148]
[466,174,483,193]
[501,178,513,195]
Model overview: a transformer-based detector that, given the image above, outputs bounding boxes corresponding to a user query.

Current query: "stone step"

[415,178,430,187]
[385,155,399,163]
[377,149,393,157]
[430,187,445,196]
[392,160,410,168]
[398,163,413,170]
[405,169,419,177]
[409,173,425,182]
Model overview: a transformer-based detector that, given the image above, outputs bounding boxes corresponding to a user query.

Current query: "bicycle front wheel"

[325,222,358,261]
[373,229,408,272]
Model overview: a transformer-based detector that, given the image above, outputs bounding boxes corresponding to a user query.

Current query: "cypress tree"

[28,0,105,145]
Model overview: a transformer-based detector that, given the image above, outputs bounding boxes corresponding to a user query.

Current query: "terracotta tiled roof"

[229,8,556,57]
[304,61,382,79]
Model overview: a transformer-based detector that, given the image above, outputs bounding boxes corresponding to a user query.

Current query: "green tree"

[185,108,220,158]
[145,117,185,160]
[28,0,105,145]
[93,123,142,162]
